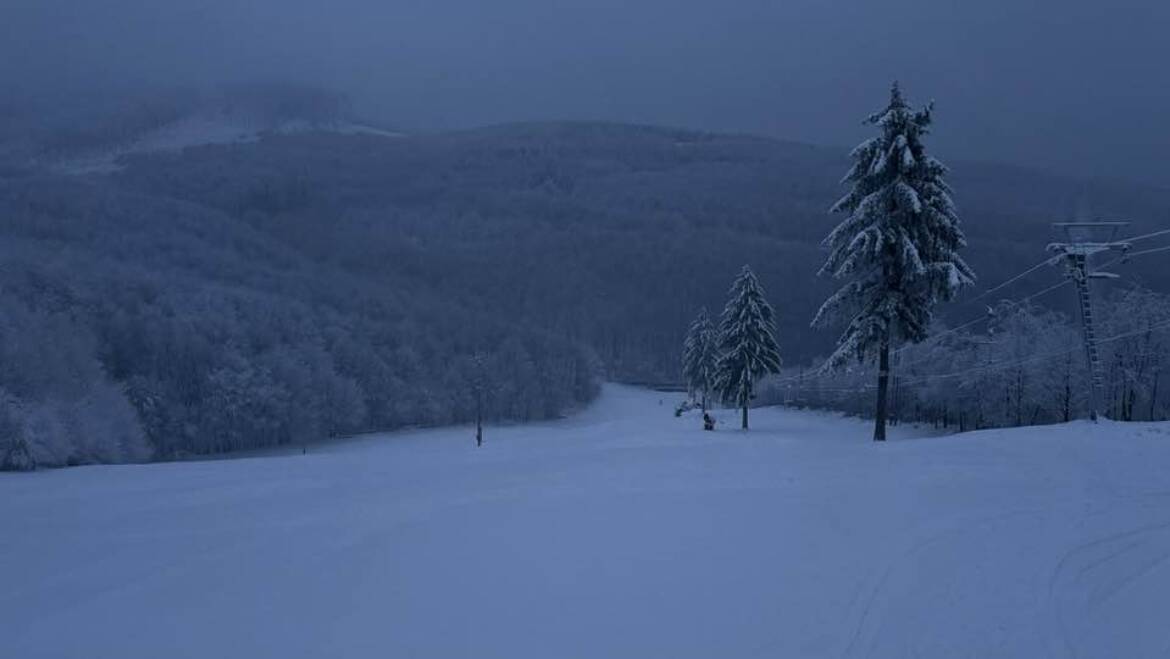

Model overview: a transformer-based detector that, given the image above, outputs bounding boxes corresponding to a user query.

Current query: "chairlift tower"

[1047,222,1131,421]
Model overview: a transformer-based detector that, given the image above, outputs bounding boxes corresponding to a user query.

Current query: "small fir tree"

[681,308,718,410]
[813,82,974,441]
[714,265,783,429]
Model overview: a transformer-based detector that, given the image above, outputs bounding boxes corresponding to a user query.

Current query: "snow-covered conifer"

[813,82,975,440]
[714,265,782,429]
[681,308,718,410]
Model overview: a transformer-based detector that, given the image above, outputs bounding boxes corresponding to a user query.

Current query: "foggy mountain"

[2,86,1168,464]
[5,0,1170,184]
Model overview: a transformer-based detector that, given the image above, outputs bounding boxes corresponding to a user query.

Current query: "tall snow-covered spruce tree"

[681,308,718,410]
[813,82,975,441]
[714,266,782,429]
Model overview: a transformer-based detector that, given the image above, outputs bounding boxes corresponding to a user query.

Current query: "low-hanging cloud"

[3,0,1167,182]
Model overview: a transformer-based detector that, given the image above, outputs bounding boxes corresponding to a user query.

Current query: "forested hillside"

[113,122,1170,373]
[0,173,597,467]
[2,119,1168,465]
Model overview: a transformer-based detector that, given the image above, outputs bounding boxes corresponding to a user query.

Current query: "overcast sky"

[4,0,1168,182]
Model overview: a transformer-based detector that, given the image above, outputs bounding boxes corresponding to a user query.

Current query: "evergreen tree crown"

[714,265,783,406]
[682,307,717,397]
[813,83,975,368]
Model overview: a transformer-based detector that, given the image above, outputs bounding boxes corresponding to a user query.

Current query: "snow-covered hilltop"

[43,114,403,175]
[4,83,403,175]
[3,385,1168,658]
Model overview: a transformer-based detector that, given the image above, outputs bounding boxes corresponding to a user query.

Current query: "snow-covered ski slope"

[3,385,1170,658]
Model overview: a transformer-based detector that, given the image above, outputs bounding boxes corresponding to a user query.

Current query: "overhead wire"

[881,316,1170,388]
[778,235,1170,390]
[1120,227,1170,244]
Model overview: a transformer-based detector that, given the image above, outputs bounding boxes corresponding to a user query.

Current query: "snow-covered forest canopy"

[763,288,1170,429]
[1,87,1169,466]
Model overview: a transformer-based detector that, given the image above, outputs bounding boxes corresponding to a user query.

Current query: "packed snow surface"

[3,385,1170,658]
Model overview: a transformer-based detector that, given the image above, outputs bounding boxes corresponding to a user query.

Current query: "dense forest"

[764,288,1170,429]
[2,96,1169,466]
[0,172,597,467]
[114,124,1170,364]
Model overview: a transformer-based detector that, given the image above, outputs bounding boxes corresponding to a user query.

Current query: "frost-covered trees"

[0,300,151,469]
[0,399,36,471]
[813,82,974,440]
[0,175,601,466]
[1099,288,1170,421]
[682,308,718,410]
[769,287,1170,429]
[714,266,783,429]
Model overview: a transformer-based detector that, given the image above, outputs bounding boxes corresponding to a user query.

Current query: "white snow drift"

[2,385,1169,658]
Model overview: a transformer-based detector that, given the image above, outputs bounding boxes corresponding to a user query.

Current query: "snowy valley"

[3,4,1170,655]
[4,385,1169,658]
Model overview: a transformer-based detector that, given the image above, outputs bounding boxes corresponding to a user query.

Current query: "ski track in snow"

[1046,514,1170,658]
[1,384,1169,659]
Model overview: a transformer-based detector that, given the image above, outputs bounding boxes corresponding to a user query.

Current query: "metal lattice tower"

[1047,222,1130,421]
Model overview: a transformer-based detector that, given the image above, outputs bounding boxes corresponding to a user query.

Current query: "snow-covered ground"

[3,385,1170,658]
[42,116,404,175]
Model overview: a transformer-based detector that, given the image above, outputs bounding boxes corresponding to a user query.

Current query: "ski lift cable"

[785,316,1170,394]
[1119,227,1170,244]
[965,255,1062,305]
[1096,316,1170,346]
[897,243,1170,367]
[909,233,1170,356]
[772,272,1074,388]
[890,259,1077,357]
[893,278,1072,364]
[1121,243,1170,260]
[896,347,1079,385]
[777,240,1170,388]
[895,317,1170,386]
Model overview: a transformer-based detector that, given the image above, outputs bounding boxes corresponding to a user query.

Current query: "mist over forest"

[0,0,1168,469]
[4,0,1170,182]
[0,80,1168,466]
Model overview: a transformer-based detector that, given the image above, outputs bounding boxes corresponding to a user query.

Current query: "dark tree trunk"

[1015,370,1024,427]
[1063,364,1072,423]
[741,380,752,430]
[475,390,483,447]
[1151,368,1161,421]
[874,336,890,441]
